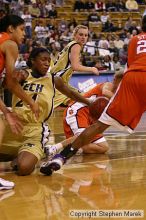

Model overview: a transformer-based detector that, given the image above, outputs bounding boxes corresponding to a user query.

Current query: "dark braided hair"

[0,14,24,32]
[27,47,50,68]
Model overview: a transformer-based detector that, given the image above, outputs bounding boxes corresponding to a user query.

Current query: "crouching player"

[0,47,92,176]
[40,69,123,175]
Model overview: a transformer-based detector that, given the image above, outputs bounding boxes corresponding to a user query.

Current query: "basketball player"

[0,14,39,188]
[40,70,123,174]
[40,15,146,175]
[0,47,93,176]
[0,15,39,130]
[50,25,99,108]
[63,71,123,154]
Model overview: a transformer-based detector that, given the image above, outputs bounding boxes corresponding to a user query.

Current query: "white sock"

[54,143,63,152]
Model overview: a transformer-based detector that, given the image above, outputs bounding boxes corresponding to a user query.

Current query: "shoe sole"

[0,186,14,190]
[40,162,61,176]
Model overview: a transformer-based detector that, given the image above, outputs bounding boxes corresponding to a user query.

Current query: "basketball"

[89,96,109,120]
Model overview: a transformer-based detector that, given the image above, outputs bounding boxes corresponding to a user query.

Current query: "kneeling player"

[40,70,123,175]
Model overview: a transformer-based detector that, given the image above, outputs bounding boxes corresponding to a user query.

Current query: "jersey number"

[15,94,38,107]
[137,40,146,54]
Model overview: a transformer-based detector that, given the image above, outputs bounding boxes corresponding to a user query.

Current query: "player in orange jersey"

[0,15,40,136]
[40,70,123,175]
[40,15,146,175]
[0,14,39,189]
[63,83,110,155]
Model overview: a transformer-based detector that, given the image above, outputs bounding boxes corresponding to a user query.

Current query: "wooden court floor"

[0,109,146,220]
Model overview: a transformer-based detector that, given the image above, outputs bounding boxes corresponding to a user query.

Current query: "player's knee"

[17,161,35,176]
[99,145,109,153]
[82,142,109,154]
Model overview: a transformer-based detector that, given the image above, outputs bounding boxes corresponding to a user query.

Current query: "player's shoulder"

[132,33,146,41]
[0,39,18,56]
[69,41,81,49]
[69,40,79,46]
[2,39,17,49]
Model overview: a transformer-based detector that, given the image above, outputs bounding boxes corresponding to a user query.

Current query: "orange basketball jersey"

[0,32,10,77]
[127,32,146,71]
[83,83,104,98]
[100,32,146,132]
[63,83,106,142]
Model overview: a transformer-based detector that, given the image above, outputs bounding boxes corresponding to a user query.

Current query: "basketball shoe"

[40,154,66,176]
[44,145,59,159]
[0,178,15,190]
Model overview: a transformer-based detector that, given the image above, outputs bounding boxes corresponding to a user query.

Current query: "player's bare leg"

[40,122,109,175]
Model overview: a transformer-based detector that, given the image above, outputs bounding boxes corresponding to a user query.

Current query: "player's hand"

[30,102,40,120]
[91,67,99,75]
[5,112,23,134]
[13,69,28,82]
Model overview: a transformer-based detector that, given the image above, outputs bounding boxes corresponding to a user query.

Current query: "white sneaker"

[40,154,66,176]
[44,145,59,159]
[0,178,15,190]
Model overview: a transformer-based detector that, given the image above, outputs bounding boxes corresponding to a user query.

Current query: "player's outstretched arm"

[70,44,99,75]
[40,122,109,175]
[54,76,91,106]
